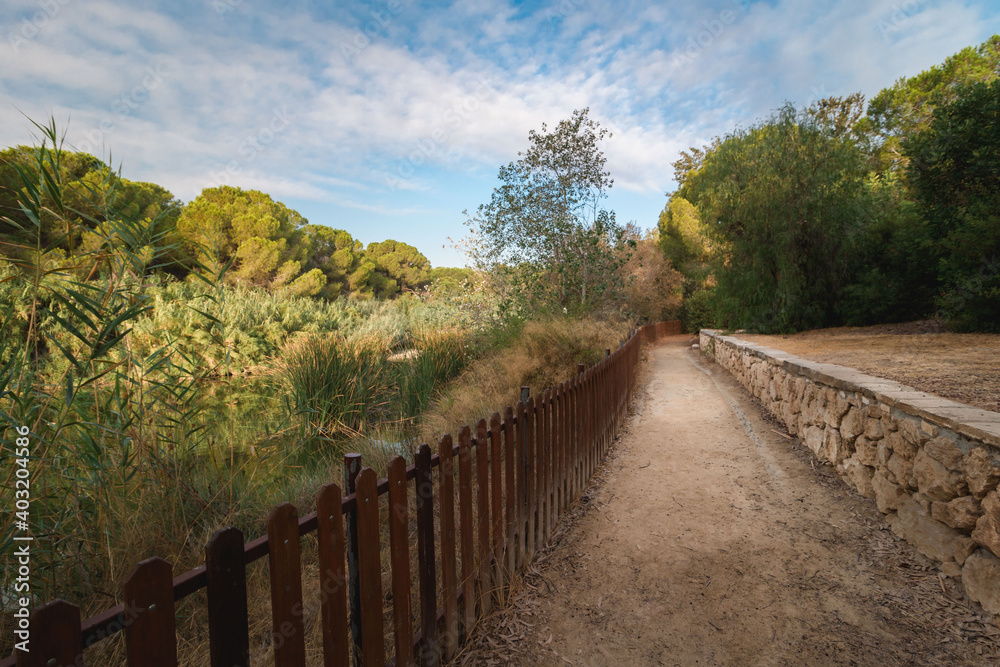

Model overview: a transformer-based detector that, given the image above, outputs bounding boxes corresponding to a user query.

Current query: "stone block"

[962,550,1000,614]
[925,436,964,471]
[913,449,967,502]
[931,496,982,533]
[877,441,892,468]
[821,389,850,428]
[912,492,933,512]
[823,428,850,465]
[888,453,914,490]
[841,407,864,442]
[855,436,879,467]
[973,493,1000,558]
[889,497,976,565]
[803,425,825,457]
[922,420,941,437]
[983,491,1000,517]
[873,471,907,514]
[963,447,1000,499]
[864,419,885,441]
[843,459,875,498]
[899,419,929,447]
[887,430,918,460]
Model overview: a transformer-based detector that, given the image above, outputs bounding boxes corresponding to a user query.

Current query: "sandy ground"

[460,338,1000,666]
[737,322,1000,413]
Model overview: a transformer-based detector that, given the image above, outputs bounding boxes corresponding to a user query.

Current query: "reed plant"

[273,333,393,439]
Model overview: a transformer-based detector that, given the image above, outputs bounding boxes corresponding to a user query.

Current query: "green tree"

[301,225,367,297]
[905,79,1000,331]
[366,239,431,295]
[176,186,309,288]
[860,35,999,171]
[467,108,630,314]
[683,105,869,332]
[657,196,710,278]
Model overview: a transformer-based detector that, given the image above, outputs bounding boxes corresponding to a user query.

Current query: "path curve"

[468,337,999,666]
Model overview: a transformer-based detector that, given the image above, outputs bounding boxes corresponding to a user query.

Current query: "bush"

[681,288,717,333]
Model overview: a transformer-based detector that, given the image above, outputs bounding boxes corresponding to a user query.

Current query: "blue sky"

[2,0,998,267]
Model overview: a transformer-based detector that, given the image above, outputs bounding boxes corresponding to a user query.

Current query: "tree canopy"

[466,108,631,315]
[1,143,443,301]
[905,79,1000,331]
[662,34,1000,333]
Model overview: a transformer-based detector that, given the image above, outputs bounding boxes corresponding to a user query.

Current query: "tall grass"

[274,329,469,445]
[0,120,477,662]
[274,334,392,438]
[418,316,633,441]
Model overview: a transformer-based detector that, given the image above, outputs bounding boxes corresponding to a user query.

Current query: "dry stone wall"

[700,330,1000,615]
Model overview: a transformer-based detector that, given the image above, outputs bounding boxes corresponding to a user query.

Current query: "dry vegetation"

[418,317,634,443]
[737,320,1000,412]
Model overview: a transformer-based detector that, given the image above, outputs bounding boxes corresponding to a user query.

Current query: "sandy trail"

[466,337,999,666]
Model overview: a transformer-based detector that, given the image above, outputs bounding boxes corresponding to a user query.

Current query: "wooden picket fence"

[3,321,682,667]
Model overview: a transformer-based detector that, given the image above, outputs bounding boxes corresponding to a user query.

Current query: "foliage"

[2,146,460,303]
[681,104,869,333]
[365,239,432,295]
[860,35,999,172]
[657,196,711,279]
[835,172,936,325]
[904,79,1000,331]
[273,334,393,437]
[175,185,312,289]
[0,122,472,647]
[680,287,717,334]
[419,315,632,441]
[465,108,633,316]
[619,231,682,323]
[0,119,223,617]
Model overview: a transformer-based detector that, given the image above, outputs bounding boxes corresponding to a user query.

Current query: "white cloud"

[1,0,996,253]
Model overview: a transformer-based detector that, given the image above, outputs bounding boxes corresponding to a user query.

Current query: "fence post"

[387,458,414,667]
[267,503,306,667]
[343,453,363,665]
[317,483,350,667]
[475,418,492,617]
[15,600,81,667]
[489,412,505,601]
[123,557,177,667]
[205,527,249,667]
[414,444,439,667]
[439,434,459,661]
[355,468,385,667]
[457,426,476,639]
[503,406,517,585]
[576,364,585,498]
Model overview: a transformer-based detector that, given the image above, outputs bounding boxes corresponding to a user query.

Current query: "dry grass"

[738,321,1000,412]
[418,317,633,443]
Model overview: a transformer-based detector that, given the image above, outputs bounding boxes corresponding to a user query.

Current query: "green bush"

[681,288,717,333]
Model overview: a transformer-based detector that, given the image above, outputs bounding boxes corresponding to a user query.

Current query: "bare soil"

[736,321,1000,413]
[459,338,1000,666]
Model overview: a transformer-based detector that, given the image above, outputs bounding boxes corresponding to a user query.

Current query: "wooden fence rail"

[3,321,682,667]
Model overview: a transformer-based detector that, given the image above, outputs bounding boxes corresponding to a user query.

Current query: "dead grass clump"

[418,317,632,443]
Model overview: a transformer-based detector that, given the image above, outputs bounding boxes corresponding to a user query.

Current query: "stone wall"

[700,330,1000,615]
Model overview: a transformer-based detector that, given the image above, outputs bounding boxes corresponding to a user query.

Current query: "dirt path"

[463,338,1000,666]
